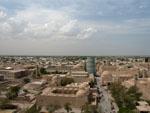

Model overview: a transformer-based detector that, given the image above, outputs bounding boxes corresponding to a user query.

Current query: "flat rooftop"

[0,110,16,113]
[41,85,89,97]
[137,101,149,106]
[71,71,88,76]
[42,87,79,96]
[136,106,150,112]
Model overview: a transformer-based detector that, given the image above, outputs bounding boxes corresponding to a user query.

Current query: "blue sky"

[0,0,150,56]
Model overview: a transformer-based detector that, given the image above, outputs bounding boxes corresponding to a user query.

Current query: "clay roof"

[136,106,150,112]
[101,71,112,77]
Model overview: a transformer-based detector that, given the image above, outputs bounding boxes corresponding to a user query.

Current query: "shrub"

[23,78,31,84]
[60,77,74,86]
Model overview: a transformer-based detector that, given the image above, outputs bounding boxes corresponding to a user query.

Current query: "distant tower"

[86,57,96,75]
[145,57,150,63]
[36,65,40,77]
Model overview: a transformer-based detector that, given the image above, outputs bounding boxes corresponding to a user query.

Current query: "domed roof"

[101,71,112,77]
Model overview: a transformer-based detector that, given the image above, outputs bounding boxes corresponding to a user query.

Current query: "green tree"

[125,86,142,109]
[119,107,136,113]
[0,99,10,109]
[25,104,41,113]
[81,103,98,113]
[127,86,142,101]
[6,86,20,100]
[23,78,31,84]
[146,100,150,105]
[89,80,95,88]
[47,105,60,113]
[61,77,74,86]
[81,103,91,113]
[0,99,17,109]
[108,82,126,107]
[64,103,72,113]
[40,67,49,74]
[109,82,142,113]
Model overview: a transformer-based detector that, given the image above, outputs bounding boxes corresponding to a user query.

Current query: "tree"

[125,86,142,109]
[81,103,91,113]
[23,78,31,84]
[119,107,136,113]
[108,82,126,108]
[127,86,142,101]
[109,82,142,113]
[60,77,74,86]
[0,99,17,109]
[6,86,20,100]
[47,105,60,113]
[64,103,72,113]
[89,80,95,88]
[25,104,41,113]
[10,86,20,93]
[40,67,49,74]
[146,100,150,105]
[81,103,98,113]
[0,99,9,109]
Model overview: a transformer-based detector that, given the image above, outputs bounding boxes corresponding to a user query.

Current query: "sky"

[0,0,150,56]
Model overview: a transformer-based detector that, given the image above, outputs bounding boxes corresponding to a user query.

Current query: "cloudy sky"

[0,0,150,56]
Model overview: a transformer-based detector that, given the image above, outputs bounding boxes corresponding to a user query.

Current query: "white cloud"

[77,27,97,39]
[0,5,150,41]
[0,7,97,40]
[0,10,6,18]
[0,0,150,55]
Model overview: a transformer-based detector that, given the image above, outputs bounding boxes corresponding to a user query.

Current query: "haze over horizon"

[0,0,150,56]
